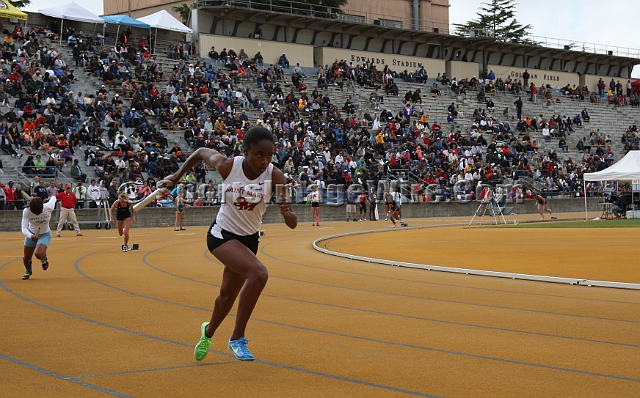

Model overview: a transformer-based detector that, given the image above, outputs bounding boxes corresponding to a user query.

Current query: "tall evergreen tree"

[453,0,533,44]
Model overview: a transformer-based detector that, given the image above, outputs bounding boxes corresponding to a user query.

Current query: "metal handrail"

[524,35,640,60]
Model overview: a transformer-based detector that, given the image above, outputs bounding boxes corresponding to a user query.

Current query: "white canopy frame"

[137,10,193,54]
[582,150,640,220]
[39,2,105,46]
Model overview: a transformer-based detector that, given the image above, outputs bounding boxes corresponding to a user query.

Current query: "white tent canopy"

[584,151,640,181]
[582,150,640,219]
[39,2,104,24]
[137,10,193,34]
[39,1,105,45]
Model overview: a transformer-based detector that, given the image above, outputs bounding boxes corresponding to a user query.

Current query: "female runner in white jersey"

[21,196,57,280]
[159,127,297,362]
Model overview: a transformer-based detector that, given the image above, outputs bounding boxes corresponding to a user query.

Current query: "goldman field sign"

[487,65,579,88]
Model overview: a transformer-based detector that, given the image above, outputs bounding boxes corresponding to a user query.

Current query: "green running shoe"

[22,271,31,280]
[194,322,212,361]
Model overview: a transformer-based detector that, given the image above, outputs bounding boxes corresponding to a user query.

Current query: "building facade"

[104,0,450,33]
[103,0,636,80]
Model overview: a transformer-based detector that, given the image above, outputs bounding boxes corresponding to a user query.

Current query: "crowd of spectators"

[1,23,637,211]
[191,52,632,202]
[0,23,204,209]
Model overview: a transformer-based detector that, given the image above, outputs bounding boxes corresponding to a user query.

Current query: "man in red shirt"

[55,184,83,237]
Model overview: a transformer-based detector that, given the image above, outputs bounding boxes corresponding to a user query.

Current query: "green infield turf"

[485,219,640,228]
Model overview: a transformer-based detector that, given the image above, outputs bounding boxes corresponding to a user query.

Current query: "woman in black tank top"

[109,193,136,251]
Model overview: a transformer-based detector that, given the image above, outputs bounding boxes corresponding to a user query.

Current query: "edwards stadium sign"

[350,54,424,68]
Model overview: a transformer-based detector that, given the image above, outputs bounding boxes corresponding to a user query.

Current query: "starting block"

[400,223,409,227]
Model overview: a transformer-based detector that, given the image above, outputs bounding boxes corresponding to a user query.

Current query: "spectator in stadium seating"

[70,159,86,182]
[253,51,264,67]
[447,112,457,127]
[581,108,590,122]
[292,63,307,78]
[1,129,18,156]
[278,53,290,69]
[558,136,568,152]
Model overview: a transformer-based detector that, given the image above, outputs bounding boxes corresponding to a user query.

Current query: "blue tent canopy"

[102,15,150,29]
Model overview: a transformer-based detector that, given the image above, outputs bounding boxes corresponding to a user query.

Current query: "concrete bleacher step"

[5,35,640,194]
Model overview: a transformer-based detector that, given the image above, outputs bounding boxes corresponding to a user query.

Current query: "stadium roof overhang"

[476,40,639,69]
[200,4,460,43]
[199,4,640,70]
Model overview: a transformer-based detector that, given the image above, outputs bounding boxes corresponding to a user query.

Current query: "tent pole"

[584,180,588,221]
[60,19,64,46]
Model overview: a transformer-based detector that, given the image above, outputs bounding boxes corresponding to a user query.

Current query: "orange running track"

[1,215,639,397]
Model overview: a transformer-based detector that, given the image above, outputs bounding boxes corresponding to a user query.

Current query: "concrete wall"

[446,61,479,81]
[579,75,639,91]
[0,198,606,232]
[487,65,579,88]
[108,0,449,33]
[104,0,183,18]
[329,0,449,32]
[581,75,604,91]
[314,46,445,73]
[196,9,216,35]
[199,34,315,67]
[423,0,450,33]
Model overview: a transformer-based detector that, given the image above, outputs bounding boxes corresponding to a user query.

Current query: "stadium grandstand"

[2,0,640,214]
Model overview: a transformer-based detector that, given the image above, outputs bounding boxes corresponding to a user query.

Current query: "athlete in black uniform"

[109,193,136,251]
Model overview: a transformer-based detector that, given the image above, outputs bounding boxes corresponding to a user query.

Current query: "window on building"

[339,14,365,24]
[374,19,403,29]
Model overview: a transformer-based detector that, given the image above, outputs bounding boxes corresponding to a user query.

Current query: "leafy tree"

[172,4,192,26]
[7,0,31,8]
[453,0,533,44]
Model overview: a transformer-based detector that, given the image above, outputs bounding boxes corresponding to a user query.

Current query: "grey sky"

[22,0,640,76]
[449,0,640,77]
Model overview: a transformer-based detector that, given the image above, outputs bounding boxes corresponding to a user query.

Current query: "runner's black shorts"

[207,222,259,255]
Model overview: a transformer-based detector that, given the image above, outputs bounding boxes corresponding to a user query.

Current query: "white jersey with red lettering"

[213,156,273,236]
[21,196,57,238]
